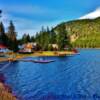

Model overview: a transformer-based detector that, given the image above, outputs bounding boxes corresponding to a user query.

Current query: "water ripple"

[1,49,100,99]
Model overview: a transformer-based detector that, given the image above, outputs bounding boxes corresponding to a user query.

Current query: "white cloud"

[0,4,63,38]
[0,12,60,38]
[80,7,100,19]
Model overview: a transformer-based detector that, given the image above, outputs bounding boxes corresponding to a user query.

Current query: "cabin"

[19,42,37,53]
[64,45,70,50]
[0,44,9,53]
[49,44,58,51]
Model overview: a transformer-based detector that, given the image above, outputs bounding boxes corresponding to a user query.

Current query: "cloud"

[79,7,100,19]
[0,3,57,16]
[0,3,64,38]
[1,11,61,38]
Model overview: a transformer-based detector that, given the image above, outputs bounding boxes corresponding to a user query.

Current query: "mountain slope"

[54,17,100,48]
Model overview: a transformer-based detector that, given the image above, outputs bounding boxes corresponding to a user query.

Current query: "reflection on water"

[1,49,100,100]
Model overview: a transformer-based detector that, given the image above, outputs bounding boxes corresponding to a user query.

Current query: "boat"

[0,53,6,57]
[31,60,55,63]
[19,59,55,63]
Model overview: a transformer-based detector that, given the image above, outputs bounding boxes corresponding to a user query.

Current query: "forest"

[0,17,100,52]
[0,21,70,52]
[55,17,100,48]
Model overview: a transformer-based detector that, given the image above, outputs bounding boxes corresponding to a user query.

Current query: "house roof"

[0,44,7,48]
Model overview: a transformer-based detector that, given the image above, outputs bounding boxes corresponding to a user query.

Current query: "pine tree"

[56,24,69,50]
[7,21,17,41]
[0,22,5,34]
[0,22,7,45]
[50,29,57,44]
[31,36,35,42]
[7,21,18,52]
[21,34,31,44]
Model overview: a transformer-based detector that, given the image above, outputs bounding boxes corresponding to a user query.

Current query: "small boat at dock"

[20,59,55,63]
[32,60,55,63]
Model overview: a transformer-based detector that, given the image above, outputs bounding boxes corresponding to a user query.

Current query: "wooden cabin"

[0,44,9,53]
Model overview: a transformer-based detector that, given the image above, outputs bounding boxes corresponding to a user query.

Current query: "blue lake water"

[1,49,100,100]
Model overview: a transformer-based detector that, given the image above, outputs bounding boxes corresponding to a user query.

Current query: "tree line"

[0,21,18,52]
[19,24,71,51]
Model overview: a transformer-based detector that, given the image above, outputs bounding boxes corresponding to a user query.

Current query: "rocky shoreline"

[0,74,17,100]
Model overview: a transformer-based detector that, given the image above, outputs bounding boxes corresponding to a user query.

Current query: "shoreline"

[0,51,76,99]
[0,81,17,100]
[0,51,76,62]
[77,48,100,49]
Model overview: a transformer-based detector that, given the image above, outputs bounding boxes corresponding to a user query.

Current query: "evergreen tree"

[49,29,57,44]
[31,36,35,42]
[7,21,18,52]
[56,24,69,50]
[26,34,31,42]
[21,34,31,44]
[21,34,27,44]
[0,22,7,45]
[35,32,41,50]
[7,21,17,41]
[0,22,5,34]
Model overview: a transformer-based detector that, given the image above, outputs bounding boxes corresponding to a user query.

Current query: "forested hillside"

[54,17,100,48]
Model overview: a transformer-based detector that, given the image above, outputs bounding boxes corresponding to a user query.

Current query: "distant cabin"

[0,44,9,53]
[19,42,37,53]
[49,44,58,50]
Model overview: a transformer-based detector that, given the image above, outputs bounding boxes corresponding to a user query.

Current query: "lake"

[1,49,100,100]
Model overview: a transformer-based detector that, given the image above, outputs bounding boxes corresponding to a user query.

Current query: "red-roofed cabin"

[0,44,9,53]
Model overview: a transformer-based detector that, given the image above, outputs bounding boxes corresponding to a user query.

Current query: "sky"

[0,0,100,38]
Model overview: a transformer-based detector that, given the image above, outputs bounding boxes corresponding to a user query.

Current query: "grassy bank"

[0,51,76,62]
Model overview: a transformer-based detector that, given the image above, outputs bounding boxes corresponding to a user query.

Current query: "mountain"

[80,8,100,19]
[54,17,100,48]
